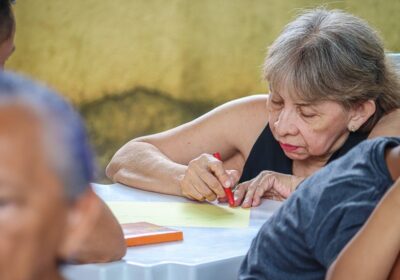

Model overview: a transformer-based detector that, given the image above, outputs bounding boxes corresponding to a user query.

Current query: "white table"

[62,183,282,280]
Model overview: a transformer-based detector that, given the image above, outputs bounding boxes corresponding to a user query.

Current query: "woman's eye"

[298,108,317,118]
[270,99,283,107]
[301,112,315,118]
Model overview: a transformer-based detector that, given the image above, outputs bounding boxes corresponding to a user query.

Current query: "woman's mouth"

[279,142,300,152]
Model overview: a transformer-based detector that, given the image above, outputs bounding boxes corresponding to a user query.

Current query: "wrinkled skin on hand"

[233,171,304,208]
[178,153,240,202]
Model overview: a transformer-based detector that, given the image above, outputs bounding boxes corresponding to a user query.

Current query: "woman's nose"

[273,108,299,136]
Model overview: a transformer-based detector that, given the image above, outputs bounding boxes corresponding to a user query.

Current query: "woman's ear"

[57,188,102,262]
[348,100,376,131]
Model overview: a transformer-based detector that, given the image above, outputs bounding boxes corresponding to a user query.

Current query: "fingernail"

[224,181,231,187]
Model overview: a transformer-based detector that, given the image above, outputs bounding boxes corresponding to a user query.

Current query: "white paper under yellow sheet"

[106,201,250,228]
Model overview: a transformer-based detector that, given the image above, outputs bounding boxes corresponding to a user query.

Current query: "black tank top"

[239,123,368,183]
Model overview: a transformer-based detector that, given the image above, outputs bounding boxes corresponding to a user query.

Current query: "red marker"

[213,152,235,207]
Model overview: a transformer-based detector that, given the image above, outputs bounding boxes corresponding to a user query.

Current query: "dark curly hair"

[0,0,15,43]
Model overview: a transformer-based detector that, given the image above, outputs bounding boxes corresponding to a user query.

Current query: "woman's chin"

[283,150,309,161]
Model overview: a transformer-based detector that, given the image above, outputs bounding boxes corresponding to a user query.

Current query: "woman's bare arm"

[106,95,269,198]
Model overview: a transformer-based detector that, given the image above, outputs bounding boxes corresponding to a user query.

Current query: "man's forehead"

[0,105,44,140]
[0,106,44,189]
[0,104,40,124]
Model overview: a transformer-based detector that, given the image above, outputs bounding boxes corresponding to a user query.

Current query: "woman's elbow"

[105,160,119,181]
[105,140,145,180]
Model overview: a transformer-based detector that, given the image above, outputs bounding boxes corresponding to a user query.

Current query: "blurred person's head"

[0,0,15,68]
[0,71,101,280]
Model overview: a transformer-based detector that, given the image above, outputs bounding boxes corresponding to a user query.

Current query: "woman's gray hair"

[264,8,400,132]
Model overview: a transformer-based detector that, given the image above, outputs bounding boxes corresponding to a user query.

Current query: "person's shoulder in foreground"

[238,136,400,280]
[0,71,125,280]
[326,166,400,279]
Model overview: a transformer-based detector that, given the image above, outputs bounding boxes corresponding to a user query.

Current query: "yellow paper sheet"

[106,201,250,228]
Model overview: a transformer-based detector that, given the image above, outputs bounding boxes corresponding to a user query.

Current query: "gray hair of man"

[264,8,400,132]
[0,71,95,200]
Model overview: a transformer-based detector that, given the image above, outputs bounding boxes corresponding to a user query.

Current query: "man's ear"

[348,100,376,131]
[57,187,101,262]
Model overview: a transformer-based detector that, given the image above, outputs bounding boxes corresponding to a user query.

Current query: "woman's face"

[268,88,353,162]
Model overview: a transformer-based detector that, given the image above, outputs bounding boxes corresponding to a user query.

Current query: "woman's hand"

[178,153,240,202]
[234,171,304,208]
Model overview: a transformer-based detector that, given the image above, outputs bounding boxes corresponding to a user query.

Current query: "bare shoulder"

[135,94,270,164]
[225,94,270,115]
[210,94,269,127]
[217,94,270,152]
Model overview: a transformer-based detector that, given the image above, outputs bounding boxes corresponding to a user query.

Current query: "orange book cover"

[121,222,183,247]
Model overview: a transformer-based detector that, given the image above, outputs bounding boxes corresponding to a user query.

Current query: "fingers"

[230,171,297,207]
[196,161,226,198]
[233,183,248,207]
[182,169,217,201]
[189,170,218,201]
[180,153,236,202]
[241,184,257,208]
[182,187,204,201]
[243,174,275,208]
[264,189,285,201]
[180,176,206,201]
[218,196,228,203]
[226,169,241,186]
[209,159,233,193]
[234,172,276,208]
[180,153,245,204]
[252,181,270,206]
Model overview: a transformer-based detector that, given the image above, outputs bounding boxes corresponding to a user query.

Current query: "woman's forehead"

[269,82,312,103]
[269,84,346,111]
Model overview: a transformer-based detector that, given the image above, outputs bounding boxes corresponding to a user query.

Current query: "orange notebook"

[121,222,183,247]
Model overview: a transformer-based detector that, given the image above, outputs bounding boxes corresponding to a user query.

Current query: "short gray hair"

[264,8,400,132]
[0,71,95,200]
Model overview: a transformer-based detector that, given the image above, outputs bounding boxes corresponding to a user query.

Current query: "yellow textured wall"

[8,0,400,104]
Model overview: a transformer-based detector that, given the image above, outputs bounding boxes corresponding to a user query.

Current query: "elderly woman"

[106,8,400,208]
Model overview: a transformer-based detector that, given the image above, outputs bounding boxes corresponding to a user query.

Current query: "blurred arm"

[73,195,126,263]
